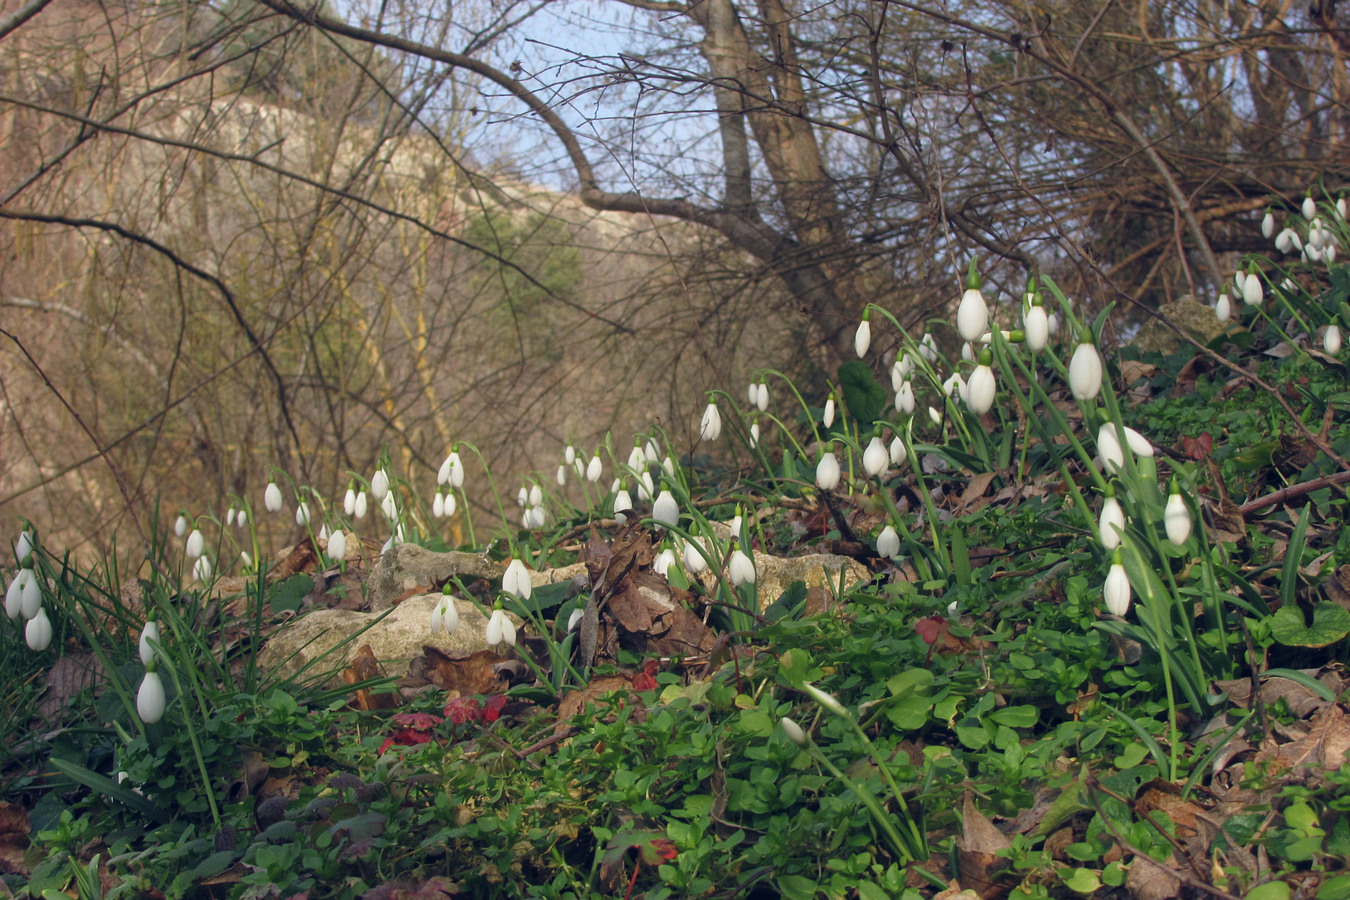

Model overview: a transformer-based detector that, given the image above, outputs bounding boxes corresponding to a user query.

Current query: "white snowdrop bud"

[896,380,915,415]
[1024,305,1049,352]
[889,435,907,466]
[966,360,996,415]
[700,400,723,441]
[528,483,543,508]
[565,444,577,465]
[343,488,357,517]
[919,332,939,362]
[1164,487,1191,546]
[1216,292,1231,323]
[139,621,161,666]
[815,450,841,491]
[1068,341,1103,401]
[1304,194,1317,219]
[587,453,603,483]
[1097,424,1125,474]
[780,717,808,746]
[956,287,989,343]
[137,670,166,724]
[192,556,213,582]
[14,531,34,564]
[756,382,769,411]
[683,539,708,574]
[863,437,889,477]
[174,515,188,537]
[855,316,872,357]
[652,490,679,528]
[26,606,52,651]
[823,394,836,428]
[1242,269,1264,306]
[1104,553,1131,617]
[297,501,313,526]
[354,491,368,519]
[1262,210,1275,238]
[750,420,761,447]
[264,482,283,513]
[327,530,347,562]
[613,489,634,524]
[371,469,390,501]
[380,491,397,520]
[432,492,445,518]
[185,529,204,559]
[729,548,756,585]
[567,607,584,632]
[877,525,900,560]
[1099,494,1125,550]
[1326,325,1343,355]
[654,547,677,578]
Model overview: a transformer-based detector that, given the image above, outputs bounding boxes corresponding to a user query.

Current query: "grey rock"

[694,552,870,610]
[1134,296,1228,355]
[367,543,501,612]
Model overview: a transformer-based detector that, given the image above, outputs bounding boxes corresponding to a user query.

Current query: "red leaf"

[639,837,678,865]
[443,697,483,724]
[483,694,507,723]
[392,712,443,731]
[914,615,951,647]
[1181,431,1213,460]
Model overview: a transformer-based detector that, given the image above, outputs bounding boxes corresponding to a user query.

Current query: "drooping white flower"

[446,452,464,489]
[729,547,756,585]
[756,382,769,411]
[896,380,915,415]
[265,481,283,513]
[174,514,188,537]
[928,406,943,426]
[802,683,847,716]
[486,608,516,647]
[942,372,965,399]
[961,342,974,363]
[892,354,909,392]
[567,607,584,632]
[318,523,330,542]
[137,669,166,724]
[192,556,213,582]
[749,382,759,405]
[528,483,543,508]
[354,491,369,519]
[437,453,453,486]
[502,558,533,600]
[516,486,528,508]
[1339,197,1348,221]
[444,492,457,517]
[328,530,348,562]
[236,509,248,528]
[1276,227,1300,255]
[240,551,253,568]
[432,491,445,518]
[654,547,677,578]
[1242,268,1264,306]
[430,594,459,635]
[877,525,901,560]
[185,528,204,559]
[1304,194,1317,219]
[6,569,32,620]
[1165,486,1192,546]
[815,449,841,491]
[652,490,679,528]
[565,444,577,466]
[343,487,357,517]
[1099,492,1125,550]
[750,420,761,447]
[635,471,654,503]
[1262,209,1275,238]
[966,357,996,415]
[956,285,989,343]
[730,513,743,540]
[823,394,836,428]
[1069,341,1103,401]
[226,507,237,527]
[1024,304,1049,352]
[889,435,908,466]
[855,315,872,357]
[380,491,397,520]
[293,500,311,527]
[780,717,808,746]
[1103,553,1131,616]
[613,486,633,523]
[1216,292,1231,323]
[139,621,161,666]
[25,606,52,651]
[371,469,390,501]
[644,439,660,463]
[556,463,569,487]
[1326,325,1343,355]
[683,538,709,574]
[587,453,603,483]
[14,531,34,564]
[700,400,723,441]
[627,442,645,472]
[863,437,889,477]
[919,332,939,363]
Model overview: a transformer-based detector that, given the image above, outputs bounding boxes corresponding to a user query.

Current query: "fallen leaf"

[343,645,399,710]
[407,647,512,697]
[0,801,29,876]
[956,793,1013,899]
[1125,851,1182,900]
[39,651,106,720]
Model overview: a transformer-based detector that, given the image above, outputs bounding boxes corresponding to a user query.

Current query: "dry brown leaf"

[1214,671,1339,719]
[1125,851,1182,900]
[407,647,512,696]
[271,538,321,580]
[0,801,29,876]
[956,793,1013,899]
[555,674,638,734]
[1256,704,1350,775]
[1135,781,1202,840]
[39,651,106,720]
[343,644,399,710]
[956,472,997,514]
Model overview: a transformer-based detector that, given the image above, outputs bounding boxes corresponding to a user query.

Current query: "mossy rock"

[1134,296,1227,355]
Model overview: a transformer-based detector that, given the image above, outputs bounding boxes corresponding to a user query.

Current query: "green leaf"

[1246,881,1291,900]
[857,881,890,900]
[775,874,819,900]
[49,759,166,823]
[270,574,313,614]
[1269,603,1350,648]
[838,360,887,427]
[778,648,812,689]
[763,581,809,623]
[988,705,1039,728]
[1059,867,1101,894]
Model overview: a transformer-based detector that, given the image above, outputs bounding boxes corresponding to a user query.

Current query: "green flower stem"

[804,742,922,865]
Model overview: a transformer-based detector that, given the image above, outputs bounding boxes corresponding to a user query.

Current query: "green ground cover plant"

[6,207,1350,898]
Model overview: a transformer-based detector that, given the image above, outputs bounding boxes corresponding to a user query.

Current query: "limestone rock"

[1134,296,1227,355]
[367,544,501,611]
[694,552,869,611]
[258,592,512,684]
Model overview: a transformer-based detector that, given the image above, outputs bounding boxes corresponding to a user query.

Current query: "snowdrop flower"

[526,505,546,529]
[966,352,996,415]
[683,539,709,574]
[1242,266,1264,306]
[889,435,908,466]
[567,607,584,632]
[226,507,237,527]
[892,353,911,391]
[295,500,312,527]
[502,558,533,600]
[749,381,759,406]
[729,547,756,585]
[139,621,161,666]
[654,547,677,578]
[354,491,369,519]
[644,439,660,463]
[327,530,347,562]
[928,406,943,426]
[174,514,188,537]
[855,313,872,357]
[1339,196,1348,221]
[192,556,213,582]
[652,490,679,528]
[1024,303,1049,352]
[6,568,37,620]
[430,593,459,635]
[445,452,464,489]
[137,669,166,724]
[956,266,989,343]
[240,551,253,568]
[1304,193,1317,220]
[919,332,939,363]
[1096,424,1125,474]
[1047,311,1060,335]
[371,469,390,501]
[815,448,841,491]
[586,453,603,483]
[756,381,769,411]
[1275,227,1301,255]
[803,683,847,716]
[942,372,965,399]
[343,486,357,517]
[528,483,543,508]
[1069,340,1103,401]
[823,393,836,428]
[780,717,808,746]
[961,342,974,363]
[185,528,204,559]
[14,530,34,564]
[662,456,675,478]
[1326,325,1343,355]
[614,488,633,523]
[700,399,723,441]
[485,607,516,647]
[443,492,457,517]
[1261,208,1275,239]
[565,444,577,466]
[626,442,645,472]
[1165,485,1192,547]
[877,525,900,559]
[236,509,248,528]
[432,491,445,518]
[1103,551,1131,616]
[25,606,52,651]
[750,419,761,447]
[380,491,397,520]
[1099,487,1125,551]
[264,481,283,513]
[437,453,453,485]
[556,464,568,486]
[1216,291,1231,323]
[730,512,743,540]
[516,486,528,508]
[863,436,889,477]
[896,380,915,415]
[318,524,330,542]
